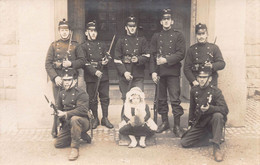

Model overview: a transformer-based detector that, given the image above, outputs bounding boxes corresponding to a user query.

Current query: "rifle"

[44,95,60,138]
[153,78,160,124]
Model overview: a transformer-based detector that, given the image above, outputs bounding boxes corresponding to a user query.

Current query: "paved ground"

[0,99,259,165]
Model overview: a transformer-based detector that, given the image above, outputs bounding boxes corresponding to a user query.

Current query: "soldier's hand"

[152,72,159,84]
[55,76,63,86]
[192,80,199,86]
[101,58,109,65]
[57,110,67,118]
[63,59,72,68]
[131,56,138,63]
[95,70,103,78]
[156,57,167,65]
[204,61,212,68]
[201,103,209,112]
[124,71,133,81]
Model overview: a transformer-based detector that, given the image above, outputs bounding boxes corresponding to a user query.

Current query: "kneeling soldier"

[54,68,91,161]
[181,66,229,162]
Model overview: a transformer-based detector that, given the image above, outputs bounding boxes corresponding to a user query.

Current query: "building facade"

[0,0,259,128]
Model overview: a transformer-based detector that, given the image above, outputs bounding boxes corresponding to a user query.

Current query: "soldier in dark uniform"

[54,68,91,161]
[114,16,150,101]
[76,21,113,129]
[45,18,84,100]
[149,9,186,136]
[181,66,228,162]
[184,23,225,87]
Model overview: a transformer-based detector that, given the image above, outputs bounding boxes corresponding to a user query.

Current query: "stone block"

[0,45,17,56]
[246,68,260,79]
[0,56,10,68]
[245,45,260,56]
[247,79,260,88]
[0,79,4,88]
[0,89,5,99]
[9,56,17,68]
[0,68,16,78]
[246,56,260,67]
[247,88,256,97]
[5,88,16,100]
[4,77,16,89]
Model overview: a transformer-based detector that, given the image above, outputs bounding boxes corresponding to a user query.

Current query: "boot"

[173,115,184,137]
[213,144,224,162]
[81,132,91,144]
[68,148,79,161]
[101,117,114,129]
[156,114,170,133]
[92,117,100,129]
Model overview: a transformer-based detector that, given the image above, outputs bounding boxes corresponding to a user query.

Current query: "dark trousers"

[54,116,90,149]
[119,123,155,137]
[181,113,225,148]
[86,80,110,118]
[158,76,183,117]
[119,76,144,101]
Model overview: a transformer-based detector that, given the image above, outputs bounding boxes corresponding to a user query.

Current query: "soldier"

[45,18,84,100]
[77,21,113,129]
[54,68,91,161]
[181,66,228,162]
[114,16,150,102]
[150,8,186,136]
[184,23,225,87]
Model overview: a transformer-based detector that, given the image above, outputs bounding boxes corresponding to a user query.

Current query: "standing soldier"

[181,66,228,162]
[54,68,91,161]
[150,9,186,136]
[77,21,113,129]
[45,18,85,137]
[114,16,150,102]
[184,23,225,87]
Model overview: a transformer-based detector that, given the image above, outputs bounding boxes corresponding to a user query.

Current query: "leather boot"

[156,114,170,133]
[213,144,224,162]
[173,116,184,137]
[68,148,79,161]
[81,132,91,143]
[101,117,114,129]
[92,118,100,129]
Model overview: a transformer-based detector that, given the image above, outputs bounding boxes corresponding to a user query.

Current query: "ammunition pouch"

[90,61,100,68]
[191,63,203,72]
[122,55,132,64]
[53,60,63,69]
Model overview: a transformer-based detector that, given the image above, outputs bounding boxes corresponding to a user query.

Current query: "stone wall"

[246,0,260,97]
[0,0,18,100]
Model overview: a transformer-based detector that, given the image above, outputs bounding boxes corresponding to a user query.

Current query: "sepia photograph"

[0,0,259,164]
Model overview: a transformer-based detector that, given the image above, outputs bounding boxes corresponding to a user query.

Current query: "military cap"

[61,68,77,80]
[161,8,172,19]
[198,65,212,76]
[125,16,137,26]
[195,23,207,34]
[86,21,97,30]
[59,18,69,29]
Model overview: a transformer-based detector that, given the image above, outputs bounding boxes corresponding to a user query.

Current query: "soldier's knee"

[54,140,64,148]
[70,116,81,125]
[180,137,191,148]
[212,113,224,120]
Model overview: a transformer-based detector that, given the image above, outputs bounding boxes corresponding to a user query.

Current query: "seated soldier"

[54,68,91,161]
[119,87,158,148]
[181,66,229,162]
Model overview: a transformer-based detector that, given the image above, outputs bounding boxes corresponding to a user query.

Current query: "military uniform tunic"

[54,86,90,149]
[114,35,150,100]
[76,40,110,118]
[149,28,186,116]
[45,39,84,100]
[181,85,229,147]
[184,42,225,86]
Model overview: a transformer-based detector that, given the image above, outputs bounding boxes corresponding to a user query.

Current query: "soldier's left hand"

[156,57,167,65]
[201,103,209,112]
[102,58,109,65]
[131,56,138,63]
[63,59,72,68]
[57,110,67,118]
[204,61,212,68]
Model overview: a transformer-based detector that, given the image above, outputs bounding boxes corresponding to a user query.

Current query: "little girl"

[119,87,158,148]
